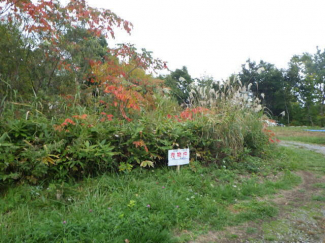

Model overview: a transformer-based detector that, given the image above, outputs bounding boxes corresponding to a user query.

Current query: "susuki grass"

[0,90,270,185]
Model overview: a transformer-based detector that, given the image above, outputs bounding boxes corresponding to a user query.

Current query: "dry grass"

[272,127,325,145]
[275,130,325,138]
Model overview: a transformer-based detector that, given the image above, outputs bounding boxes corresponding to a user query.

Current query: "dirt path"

[188,171,325,243]
[188,142,325,243]
[280,140,325,156]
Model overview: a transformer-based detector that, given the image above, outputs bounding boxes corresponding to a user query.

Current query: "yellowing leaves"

[40,154,59,165]
[140,160,154,168]
[127,200,136,208]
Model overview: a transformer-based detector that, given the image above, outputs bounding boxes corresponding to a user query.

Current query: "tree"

[287,48,325,126]
[239,59,295,124]
[0,0,167,120]
[164,66,193,105]
[0,0,132,96]
[0,23,31,99]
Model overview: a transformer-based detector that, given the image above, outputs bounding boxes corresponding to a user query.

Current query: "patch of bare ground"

[270,171,323,207]
[280,141,325,156]
[188,171,325,243]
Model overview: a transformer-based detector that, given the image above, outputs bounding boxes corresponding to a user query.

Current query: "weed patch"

[0,150,303,242]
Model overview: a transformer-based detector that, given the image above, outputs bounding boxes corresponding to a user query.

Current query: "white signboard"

[168,148,190,166]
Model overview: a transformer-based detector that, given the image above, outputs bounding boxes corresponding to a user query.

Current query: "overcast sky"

[88,0,325,80]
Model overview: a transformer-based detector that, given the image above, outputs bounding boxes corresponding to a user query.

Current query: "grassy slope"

[1,144,324,242]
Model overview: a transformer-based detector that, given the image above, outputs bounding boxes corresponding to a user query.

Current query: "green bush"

[0,100,270,185]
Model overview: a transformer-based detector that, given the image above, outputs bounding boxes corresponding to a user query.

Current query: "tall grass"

[0,81,270,185]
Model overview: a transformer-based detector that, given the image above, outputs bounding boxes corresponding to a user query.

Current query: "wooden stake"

[177,165,180,173]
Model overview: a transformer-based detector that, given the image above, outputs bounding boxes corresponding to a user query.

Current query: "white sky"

[88,0,325,80]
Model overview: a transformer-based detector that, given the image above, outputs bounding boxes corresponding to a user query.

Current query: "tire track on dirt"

[188,171,325,243]
[188,140,325,243]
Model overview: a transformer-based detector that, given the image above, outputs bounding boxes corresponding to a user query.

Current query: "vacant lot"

[1,144,324,242]
[272,126,325,145]
[1,128,324,242]
[185,142,325,243]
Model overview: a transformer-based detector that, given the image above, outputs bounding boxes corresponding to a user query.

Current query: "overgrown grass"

[0,145,309,243]
[272,126,325,145]
[274,145,325,174]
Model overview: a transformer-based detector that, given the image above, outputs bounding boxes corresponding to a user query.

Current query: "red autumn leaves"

[167,107,210,122]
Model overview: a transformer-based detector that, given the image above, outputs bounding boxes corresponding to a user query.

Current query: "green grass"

[246,227,258,234]
[279,136,325,145]
[272,126,325,145]
[313,183,325,189]
[274,145,325,174]
[312,195,325,201]
[0,145,323,242]
[233,200,279,223]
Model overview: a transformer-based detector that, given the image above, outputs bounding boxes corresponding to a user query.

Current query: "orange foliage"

[133,140,149,153]
[168,107,211,122]
[100,112,114,121]
[73,114,88,119]
[262,123,280,143]
[2,0,167,121]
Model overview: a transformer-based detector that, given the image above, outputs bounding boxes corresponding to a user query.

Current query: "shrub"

[0,76,271,185]
[0,102,270,186]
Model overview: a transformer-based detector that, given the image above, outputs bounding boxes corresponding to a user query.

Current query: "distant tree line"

[162,48,325,126]
[0,0,324,126]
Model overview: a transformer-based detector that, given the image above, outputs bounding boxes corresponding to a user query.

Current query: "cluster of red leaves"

[262,124,280,143]
[167,107,210,122]
[104,85,142,110]
[1,0,132,39]
[62,118,76,126]
[1,0,133,89]
[72,114,88,120]
[54,118,76,132]
[88,60,167,123]
[100,112,114,122]
[54,114,94,132]
[1,0,167,122]
[133,140,149,153]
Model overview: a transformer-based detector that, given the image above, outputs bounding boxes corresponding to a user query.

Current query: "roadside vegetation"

[1,145,324,242]
[0,147,307,242]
